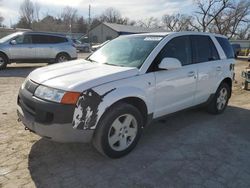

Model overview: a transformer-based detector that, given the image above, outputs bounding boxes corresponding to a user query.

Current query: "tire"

[0,53,8,70]
[55,53,70,63]
[93,102,143,158]
[206,82,230,114]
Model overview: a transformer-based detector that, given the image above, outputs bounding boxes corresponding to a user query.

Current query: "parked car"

[231,43,241,58]
[248,52,250,61]
[0,32,77,70]
[17,32,235,158]
[72,39,90,52]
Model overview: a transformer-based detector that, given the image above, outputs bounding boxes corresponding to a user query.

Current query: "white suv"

[17,32,235,158]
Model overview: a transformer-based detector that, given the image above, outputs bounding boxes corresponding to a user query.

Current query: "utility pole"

[88,4,91,26]
[87,4,91,43]
[88,4,91,43]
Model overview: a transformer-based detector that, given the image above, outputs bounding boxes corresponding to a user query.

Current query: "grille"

[25,79,38,94]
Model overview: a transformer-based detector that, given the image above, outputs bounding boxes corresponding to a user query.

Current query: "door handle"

[216,66,222,71]
[188,71,195,77]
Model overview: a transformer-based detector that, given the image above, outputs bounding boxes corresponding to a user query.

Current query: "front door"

[8,34,35,60]
[153,36,197,118]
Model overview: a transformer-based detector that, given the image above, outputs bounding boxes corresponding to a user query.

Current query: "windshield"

[0,32,23,43]
[88,35,163,68]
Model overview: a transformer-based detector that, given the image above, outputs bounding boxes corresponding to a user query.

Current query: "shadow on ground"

[28,106,250,188]
[0,64,45,78]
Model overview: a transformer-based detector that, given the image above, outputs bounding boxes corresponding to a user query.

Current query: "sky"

[0,0,194,27]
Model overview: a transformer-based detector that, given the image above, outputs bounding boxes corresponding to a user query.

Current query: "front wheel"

[93,103,143,158]
[206,83,230,114]
[0,54,8,70]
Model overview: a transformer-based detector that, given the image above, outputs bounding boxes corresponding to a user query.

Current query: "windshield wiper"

[87,58,98,63]
[104,62,124,67]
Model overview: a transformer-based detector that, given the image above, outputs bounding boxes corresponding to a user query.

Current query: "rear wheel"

[0,53,8,70]
[55,53,70,63]
[93,102,143,158]
[207,83,230,114]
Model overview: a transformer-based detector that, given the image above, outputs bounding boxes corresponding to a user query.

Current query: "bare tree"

[34,2,40,21]
[137,17,159,28]
[60,6,78,32]
[19,0,34,28]
[0,0,4,26]
[162,14,194,31]
[99,7,122,23]
[98,7,134,25]
[236,23,250,40]
[193,0,231,32]
[216,0,250,38]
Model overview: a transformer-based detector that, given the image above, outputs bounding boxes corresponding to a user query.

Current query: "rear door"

[31,34,54,59]
[190,35,221,105]
[153,35,198,118]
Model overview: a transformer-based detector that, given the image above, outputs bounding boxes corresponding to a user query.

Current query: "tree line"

[0,0,249,39]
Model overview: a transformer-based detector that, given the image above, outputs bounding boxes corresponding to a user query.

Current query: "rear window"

[216,37,234,59]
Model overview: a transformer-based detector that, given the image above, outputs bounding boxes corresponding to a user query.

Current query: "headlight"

[34,85,65,103]
[34,85,80,104]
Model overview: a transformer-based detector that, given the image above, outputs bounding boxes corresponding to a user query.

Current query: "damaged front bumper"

[17,80,94,143]
[17,105,94,143]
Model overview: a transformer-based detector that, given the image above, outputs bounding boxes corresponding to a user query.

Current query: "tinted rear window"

[191,35,220,63]
[32,35,67,44]
[216,37,234,59]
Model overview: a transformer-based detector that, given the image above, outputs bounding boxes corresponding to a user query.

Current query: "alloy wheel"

[216,87,228,110]
[108,114,138,151]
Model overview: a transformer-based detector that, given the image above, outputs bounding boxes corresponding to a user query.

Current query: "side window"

[191,35,220,63]
[51,36,67,43]
[32,35,50,44]
[15,35,32,44]
[216,37,234,59]
[155,36,192,67]
[210,39,220,60]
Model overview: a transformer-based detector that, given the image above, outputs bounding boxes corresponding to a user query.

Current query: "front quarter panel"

[72,73,155,130]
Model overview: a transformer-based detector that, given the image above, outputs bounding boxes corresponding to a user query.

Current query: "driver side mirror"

[158,58,182,70]
[10,40,17,45]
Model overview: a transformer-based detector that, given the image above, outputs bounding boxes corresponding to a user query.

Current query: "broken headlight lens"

[34,85,65,103]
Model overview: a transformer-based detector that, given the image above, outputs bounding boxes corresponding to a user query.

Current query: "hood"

[28,59,139,92]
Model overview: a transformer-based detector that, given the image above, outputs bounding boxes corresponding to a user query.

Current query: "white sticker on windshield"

[144,37,163,41]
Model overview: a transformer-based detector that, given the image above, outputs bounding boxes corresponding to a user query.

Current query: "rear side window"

[32,35,67,44]
[50,36,68,43]
[216,37,234,59]
[191,35,220,63]
[155,36,192,66]
[32,35,50,44]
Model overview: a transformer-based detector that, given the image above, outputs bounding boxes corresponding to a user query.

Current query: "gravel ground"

[0,56,250,188]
